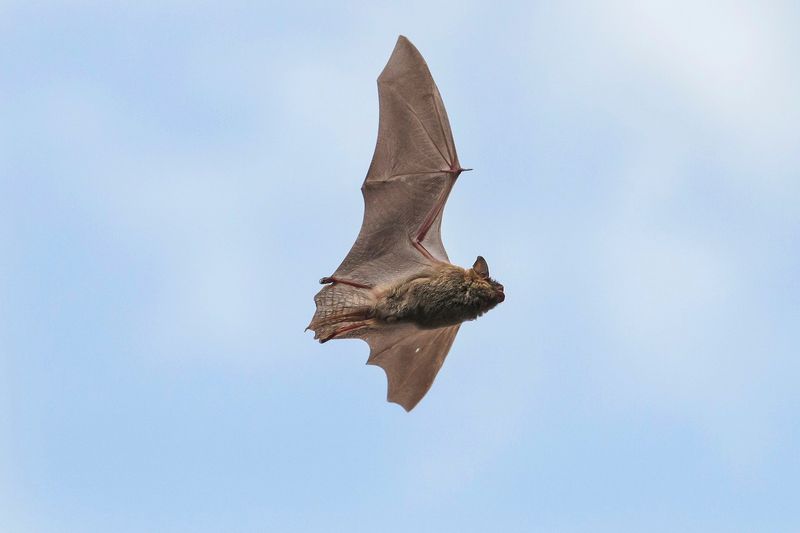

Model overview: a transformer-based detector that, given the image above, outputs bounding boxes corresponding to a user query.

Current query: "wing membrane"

[330,36,460,286]
[364,323,461,411]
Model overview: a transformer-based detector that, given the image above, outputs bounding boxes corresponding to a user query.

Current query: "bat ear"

[472,255,490,278]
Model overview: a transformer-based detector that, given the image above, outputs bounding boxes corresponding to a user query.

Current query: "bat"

[307,35,505,411]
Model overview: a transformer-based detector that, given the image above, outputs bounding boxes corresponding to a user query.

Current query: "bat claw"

[443,167,471,177]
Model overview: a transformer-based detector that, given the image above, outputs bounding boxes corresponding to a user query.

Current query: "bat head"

[468,256,505,309]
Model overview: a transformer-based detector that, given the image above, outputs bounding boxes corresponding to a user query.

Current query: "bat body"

[307,36,504,411]
[372,261,504,330]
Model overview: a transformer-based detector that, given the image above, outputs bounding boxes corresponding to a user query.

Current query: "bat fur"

[309,257,504,341]
[374,259,504,329]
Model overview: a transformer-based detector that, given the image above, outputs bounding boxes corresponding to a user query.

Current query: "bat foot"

[319,321,371,343]
[319,276,372,289]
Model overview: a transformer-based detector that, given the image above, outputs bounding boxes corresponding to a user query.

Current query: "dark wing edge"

[328,35,462,286]
[364,323,461,411]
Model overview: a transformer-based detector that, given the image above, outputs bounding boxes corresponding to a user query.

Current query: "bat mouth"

[496,284,505,302]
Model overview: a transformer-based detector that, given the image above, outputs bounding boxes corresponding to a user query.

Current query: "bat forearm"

[412,240,436,262]
[414,168,466,243]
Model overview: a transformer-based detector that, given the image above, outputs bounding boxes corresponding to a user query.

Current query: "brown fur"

[307,261,505,341]
[373,264,505,329]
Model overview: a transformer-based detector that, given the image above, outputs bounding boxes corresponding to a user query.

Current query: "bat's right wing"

[329,35,464,288]
[364,323,461,411]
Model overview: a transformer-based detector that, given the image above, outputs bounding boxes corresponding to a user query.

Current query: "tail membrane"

[307,283,375,342]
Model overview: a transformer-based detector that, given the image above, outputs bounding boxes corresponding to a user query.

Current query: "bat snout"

[495,283,505,302]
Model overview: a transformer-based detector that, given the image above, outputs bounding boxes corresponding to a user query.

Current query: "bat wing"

[364,323,461,411]
[329,35,463,287]
[309,37,466,410]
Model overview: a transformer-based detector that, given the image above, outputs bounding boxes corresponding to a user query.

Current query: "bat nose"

[497,283,504,292]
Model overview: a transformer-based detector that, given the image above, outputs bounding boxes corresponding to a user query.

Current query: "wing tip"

[379,34,426,84]
[393,34,418,55]
[389,396,418,412]
[366,359,419,412]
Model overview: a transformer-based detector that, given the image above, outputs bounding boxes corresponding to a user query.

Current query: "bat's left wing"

[363,323,461,411]
[325,35,464,289]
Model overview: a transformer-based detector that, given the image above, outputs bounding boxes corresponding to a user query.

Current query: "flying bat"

[307,36,505,411]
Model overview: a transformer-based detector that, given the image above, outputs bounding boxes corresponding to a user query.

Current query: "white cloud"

[599,1,800,187]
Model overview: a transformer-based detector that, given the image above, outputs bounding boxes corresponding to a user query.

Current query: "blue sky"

[1,1,799,531]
